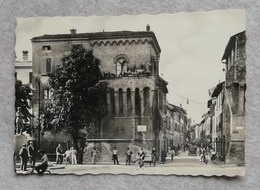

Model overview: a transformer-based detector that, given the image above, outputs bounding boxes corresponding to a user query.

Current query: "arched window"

[127,88,132,115]
[118,88,123,115]
[143,87,150,115]
[110,88,115,115]
[135,88,141,116]
[114,55,129,77]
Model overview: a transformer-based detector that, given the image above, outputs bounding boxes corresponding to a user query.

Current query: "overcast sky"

[15,10,246,123]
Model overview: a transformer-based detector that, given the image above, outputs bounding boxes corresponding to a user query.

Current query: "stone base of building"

[225,140,245,166]
[84,139,154,163]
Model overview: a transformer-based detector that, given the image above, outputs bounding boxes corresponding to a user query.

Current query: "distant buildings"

[166,103,189,151]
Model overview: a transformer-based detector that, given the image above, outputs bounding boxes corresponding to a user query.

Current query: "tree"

[15,79,33,134]
[46,45,108,150]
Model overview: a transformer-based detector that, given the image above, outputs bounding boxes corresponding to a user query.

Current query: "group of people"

[56,144,78,165]
[198,145,217,164]
[18,142,49,174]
[113,146,156,168]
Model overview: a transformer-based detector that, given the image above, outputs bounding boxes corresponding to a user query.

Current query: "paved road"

[16,151,245,176]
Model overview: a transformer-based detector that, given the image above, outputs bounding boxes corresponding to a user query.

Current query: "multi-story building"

[31,26,168,160]
[15,50,32,85]
[221,31,246,165]
[166,103,188,149]
[208,81,225,158]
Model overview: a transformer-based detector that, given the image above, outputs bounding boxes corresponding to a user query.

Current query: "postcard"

[14,10,246,176]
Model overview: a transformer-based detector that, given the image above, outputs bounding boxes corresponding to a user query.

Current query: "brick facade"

[31,29,168,161]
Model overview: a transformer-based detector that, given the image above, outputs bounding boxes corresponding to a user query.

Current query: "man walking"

[56,144,63,164]
[125,147,133,165]
[19,144,29,171]
[170,147,175,162]
[28,141,36,167]
[91,147,98,164]
[112,146,119,165]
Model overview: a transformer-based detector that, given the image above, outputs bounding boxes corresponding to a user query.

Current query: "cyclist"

[35,150,49,174]
[137,148,145,169]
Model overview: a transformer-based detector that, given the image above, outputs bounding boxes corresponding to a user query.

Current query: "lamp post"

[34,76,41,150]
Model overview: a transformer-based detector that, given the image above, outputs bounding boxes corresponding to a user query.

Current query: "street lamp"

[34,76,41,150]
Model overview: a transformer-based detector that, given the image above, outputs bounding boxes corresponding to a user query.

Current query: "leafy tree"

[46,45,108,150]
[15,79,33,133]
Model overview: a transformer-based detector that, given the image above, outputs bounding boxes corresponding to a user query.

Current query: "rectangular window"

[43,89,49,100]
[15,72,17,79]
[29,72,32,83]
[42,45,51,50]
[46,58,52,73]
[72,44,83,49]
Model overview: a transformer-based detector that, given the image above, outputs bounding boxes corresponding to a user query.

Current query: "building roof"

[167,103,187,115]
[211,81,225,98]
[221,31,246,62]
[31,31,161,53]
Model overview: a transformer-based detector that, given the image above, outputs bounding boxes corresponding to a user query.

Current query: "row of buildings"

[191,31,246,165]
[15,26,189,161]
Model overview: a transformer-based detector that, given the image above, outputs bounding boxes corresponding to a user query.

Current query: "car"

[188,145,197,156]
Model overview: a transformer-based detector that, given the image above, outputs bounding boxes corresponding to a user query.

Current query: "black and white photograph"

[14,10,246,176]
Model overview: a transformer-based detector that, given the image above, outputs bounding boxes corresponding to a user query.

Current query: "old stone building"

[221,31,246,165]
[166,103,188,150]
[31,26,168,161]
[208,82,225,159]
[15,50,32,85]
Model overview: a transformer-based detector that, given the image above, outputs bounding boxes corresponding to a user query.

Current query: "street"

[16,151,245,176]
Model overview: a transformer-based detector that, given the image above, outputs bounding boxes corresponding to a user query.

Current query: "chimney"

[70,28,77,34]
[22,50,28,61]
[146,24,150,32]
[180,104,182,108]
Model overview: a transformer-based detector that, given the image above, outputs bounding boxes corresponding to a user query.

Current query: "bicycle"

[134,158,144,170]
[26,165,51,175]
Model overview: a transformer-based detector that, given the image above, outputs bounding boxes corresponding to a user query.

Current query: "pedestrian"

[64,148,72,164]
[170,147,175,162]
[112,146,119,165]
[35,150,48,174]
[151,147,156,166]
[83,142,88,163]
[19,144,28,171]
[28,141,36,167]
[125,147,133,165]
[71,147,77,165]
[91,147,98,164]
[56,143,63,164]
[161,150,167,164]
[173,146,177,156]
[15,107,24,135]
[138,148,145,167]
[200,146,207,164]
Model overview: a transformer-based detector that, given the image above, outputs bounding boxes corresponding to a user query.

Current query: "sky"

[15,10,246,123]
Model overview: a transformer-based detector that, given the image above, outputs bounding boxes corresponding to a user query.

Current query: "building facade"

[166,103,188,150]
[208,82,225,158]
[221,31,246,165]
[31,27,168,161]
[15,50,32,85]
